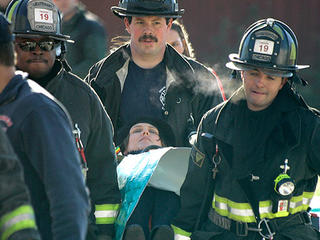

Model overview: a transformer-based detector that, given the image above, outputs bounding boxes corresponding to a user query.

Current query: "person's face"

[53,0,77,15]
[167,29,185,54]
[125,16,172,57]
[125,123,162,154]
[241,69,287,111]
[15,36,57,79]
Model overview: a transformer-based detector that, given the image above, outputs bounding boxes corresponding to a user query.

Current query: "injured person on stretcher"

[115,117,191,240]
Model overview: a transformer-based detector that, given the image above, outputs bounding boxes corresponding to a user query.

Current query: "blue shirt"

[120,60,166,125]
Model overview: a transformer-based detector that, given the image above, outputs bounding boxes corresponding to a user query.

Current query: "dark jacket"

[85,44,223,147]
[45,62,121,237]
[0,128,40,240]
[0,72,89,240]
[62,4,107,78]
[172,84,320,239]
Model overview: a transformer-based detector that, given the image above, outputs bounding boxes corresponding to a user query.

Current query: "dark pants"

[127,187,180,240]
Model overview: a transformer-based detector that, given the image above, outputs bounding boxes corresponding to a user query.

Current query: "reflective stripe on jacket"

[0,205,37,240]
[172,85,320,236]
[213,191,314,223]
[94,204,120,225]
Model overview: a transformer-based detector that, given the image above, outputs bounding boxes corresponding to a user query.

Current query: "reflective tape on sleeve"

[171,225,191,240]
[94,204,120,224]
[174,234,191,240]
[0,205,37,240]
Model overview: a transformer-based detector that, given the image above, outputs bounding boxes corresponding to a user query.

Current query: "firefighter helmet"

[5,0,72,42]
[0,13,14,43]
[226,18,309,77]
[111,0,184,19]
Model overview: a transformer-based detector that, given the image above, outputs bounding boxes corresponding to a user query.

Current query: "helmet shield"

[111,0,184,19]
[6,0,72,42]
[226,18,309,77]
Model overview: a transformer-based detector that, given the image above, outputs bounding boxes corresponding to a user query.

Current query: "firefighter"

[171,18,320,240]
[0,10,89,240]
[5,0,121,239]
[0,126,40,240]
[85,0,223,147]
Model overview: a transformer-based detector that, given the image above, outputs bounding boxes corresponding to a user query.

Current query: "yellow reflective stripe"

[289,192,313,214]
[95,203,120,211]
[94,204,120,224]
[171,225,191,239]
[290,192,314,205]
[259,200,289,219]
[0,205,37,240]
[259,192,314,219]
[213,194,256,222]
[302,191,314,199]
[214,192,315,222]
[272,24,284,40]
[6,1,19,22]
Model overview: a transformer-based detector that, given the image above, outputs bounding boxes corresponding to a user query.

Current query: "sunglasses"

[16,41,57,52]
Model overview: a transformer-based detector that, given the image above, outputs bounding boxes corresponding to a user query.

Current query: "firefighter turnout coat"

[0,128,40,240]
[172,84,320,240]
[45,61,121,237]
[85,44,223,147]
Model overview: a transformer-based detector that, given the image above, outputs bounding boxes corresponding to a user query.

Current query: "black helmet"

[5,0,72,42]
[111,0,184,19]
[0,13,14,43]
[226,18,309,77]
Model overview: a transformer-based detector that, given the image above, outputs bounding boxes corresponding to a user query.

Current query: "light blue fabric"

[115,148,169,240]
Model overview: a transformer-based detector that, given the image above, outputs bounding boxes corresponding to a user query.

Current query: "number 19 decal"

[34,8,53,24]
[253,39,274,55]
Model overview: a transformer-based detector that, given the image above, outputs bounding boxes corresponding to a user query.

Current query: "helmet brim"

[226,53,309,77]
[111,6,184,19]
[14,32,74,43]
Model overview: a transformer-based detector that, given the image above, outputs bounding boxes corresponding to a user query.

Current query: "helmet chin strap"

[56,41,71,72]
[231,70,237,80]
[290,73,308,86]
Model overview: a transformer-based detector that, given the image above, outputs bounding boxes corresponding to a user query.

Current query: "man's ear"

[167,18,173,29]
[240,70,245,80]
[124,17,131,34]
[280,77,288,89]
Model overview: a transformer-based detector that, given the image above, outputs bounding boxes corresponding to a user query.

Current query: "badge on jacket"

[191,146,205,168]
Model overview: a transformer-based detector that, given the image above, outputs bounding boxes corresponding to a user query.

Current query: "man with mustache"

[86,0,223,148]
[6,0,121,239]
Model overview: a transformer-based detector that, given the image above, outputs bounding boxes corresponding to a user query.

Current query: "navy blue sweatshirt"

[0,72,90,240]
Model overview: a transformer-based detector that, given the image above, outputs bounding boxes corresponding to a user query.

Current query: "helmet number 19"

[35,9,53,24]
[253,39,274,55]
